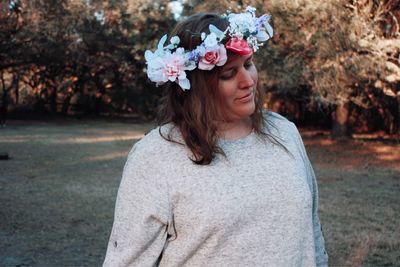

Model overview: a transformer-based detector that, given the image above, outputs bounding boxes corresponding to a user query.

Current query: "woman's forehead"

[223,53,253,69]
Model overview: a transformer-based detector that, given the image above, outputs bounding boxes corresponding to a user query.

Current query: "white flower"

[246,36,260,51]
[145,53,169,85]
[145,47,194,90]
[246,6,256,14]
[170,36,180,45]
[209,24,225,41]
[228,12,257,37]
[203,32,219,49]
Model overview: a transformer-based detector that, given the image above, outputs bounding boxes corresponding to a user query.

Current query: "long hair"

[157,13,269,165]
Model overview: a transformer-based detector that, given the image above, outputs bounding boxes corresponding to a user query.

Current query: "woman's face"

[217,53,258,123]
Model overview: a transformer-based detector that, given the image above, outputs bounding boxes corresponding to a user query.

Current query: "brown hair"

[157,13,268,165]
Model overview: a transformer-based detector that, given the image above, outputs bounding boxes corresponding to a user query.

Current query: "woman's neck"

[217,117,253,141]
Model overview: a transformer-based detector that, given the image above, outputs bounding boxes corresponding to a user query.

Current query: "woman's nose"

[238,68,255,89]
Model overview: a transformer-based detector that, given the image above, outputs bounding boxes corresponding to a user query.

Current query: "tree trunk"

[49,87,57,114]
[0,72,8,125]
[396,92,400,134]
[0,88,8,125]
[332,101,350,138]
[61,95,71,115]
[14,73,19,105]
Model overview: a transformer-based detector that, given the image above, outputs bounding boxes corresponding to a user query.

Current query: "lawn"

[0,119,399,266]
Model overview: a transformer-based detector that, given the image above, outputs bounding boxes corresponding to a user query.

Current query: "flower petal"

[225,38,253,55]
[178,78,191,90]
[216,45,227,66]
[204,32,218,49]
[144,50,155,61]
[157,34,168,51]
[198,61,215,70]
[185,60,197,71]
[256,30,268,42]
[178,71,186,80]
[170,36,180,45]
[265,22,273,38]
[209,24,225,40]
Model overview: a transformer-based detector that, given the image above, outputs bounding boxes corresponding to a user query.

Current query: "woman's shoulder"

[262,111,305,156]
[263,110,297,135]
[128,123,184,160]
[263,110,287,121]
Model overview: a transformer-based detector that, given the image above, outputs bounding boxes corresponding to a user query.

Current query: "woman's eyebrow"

[245,55,253,62]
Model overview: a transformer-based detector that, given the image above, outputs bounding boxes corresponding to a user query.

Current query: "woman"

[103,7,328,267]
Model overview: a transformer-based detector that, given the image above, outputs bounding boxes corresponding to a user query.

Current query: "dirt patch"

[0,121,399,266]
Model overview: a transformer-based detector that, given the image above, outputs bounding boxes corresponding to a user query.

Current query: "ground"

[0,119,399,266]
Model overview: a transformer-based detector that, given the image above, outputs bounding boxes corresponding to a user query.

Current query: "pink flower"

[162,53,191,90]
[225,38,253,55]
[198,45,227,70]
[146,50,192,90]
[164,54,184,81]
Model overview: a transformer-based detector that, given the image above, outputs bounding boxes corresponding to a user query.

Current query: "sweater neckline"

[218,129,256,146]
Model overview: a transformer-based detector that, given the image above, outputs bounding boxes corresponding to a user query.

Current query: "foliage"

[0,0,399,134]
[182,0,400,134]
[0,0,175,118]
[256,0,399,133]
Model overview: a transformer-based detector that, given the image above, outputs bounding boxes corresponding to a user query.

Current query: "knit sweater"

[103,112,328,267]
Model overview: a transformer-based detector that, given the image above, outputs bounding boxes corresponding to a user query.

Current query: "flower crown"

[144,6,273,91]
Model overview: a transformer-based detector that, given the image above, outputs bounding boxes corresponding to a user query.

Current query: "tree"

[1,0,176,118]
[187,0,400,136]
[1,0,398,135]
[261,0,400,136]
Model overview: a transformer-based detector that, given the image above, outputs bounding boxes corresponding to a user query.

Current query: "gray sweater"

[103,112,328,267]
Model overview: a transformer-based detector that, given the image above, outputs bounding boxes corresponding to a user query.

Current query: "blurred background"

[1,0,399,136]
[0,0,399,266]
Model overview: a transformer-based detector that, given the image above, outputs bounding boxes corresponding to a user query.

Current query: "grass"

[303,133,400,266]
[0,120,399,266]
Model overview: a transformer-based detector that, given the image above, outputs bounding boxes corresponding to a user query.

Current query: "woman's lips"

[236,91,254,102]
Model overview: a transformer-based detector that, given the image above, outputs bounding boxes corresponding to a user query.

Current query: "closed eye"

[244,56,254,69]
[219,65,237,79]
[244,61,253,69]
[219,56,254,80]
[219,70,235,80]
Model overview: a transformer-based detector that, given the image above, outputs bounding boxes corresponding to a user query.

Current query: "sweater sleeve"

[103,143,172,267]
[290,123,329,267]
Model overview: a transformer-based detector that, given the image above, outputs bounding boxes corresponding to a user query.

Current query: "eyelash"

[244,61,253,69]
[220,61,253,80]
